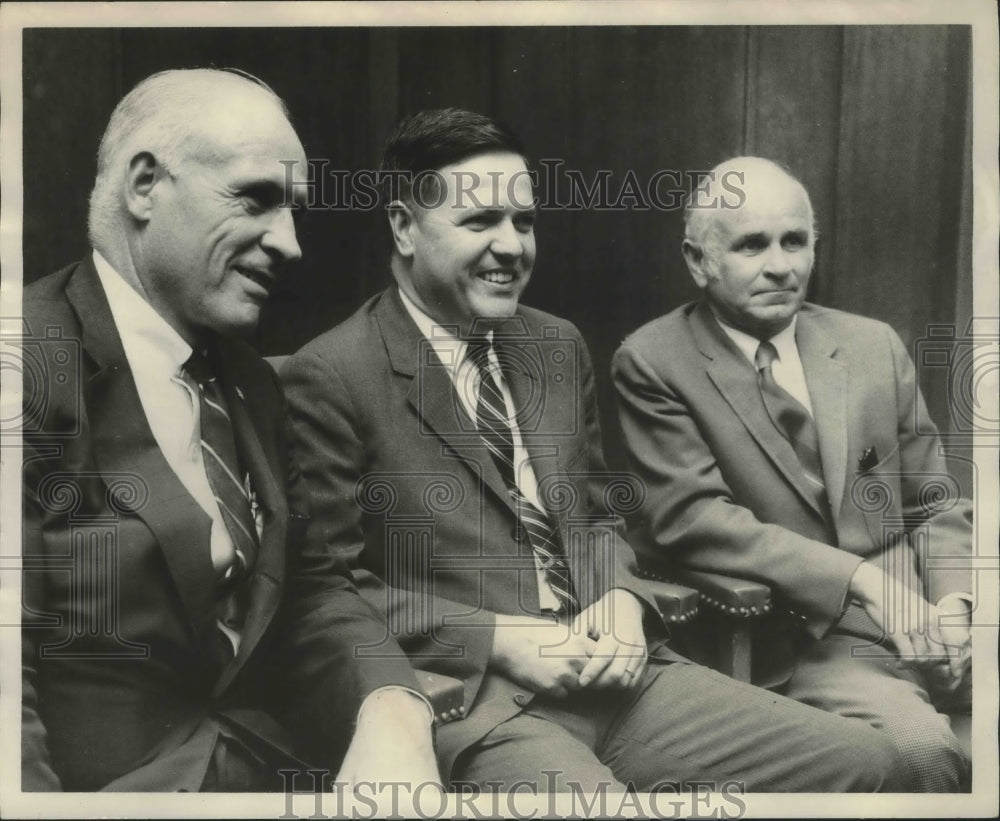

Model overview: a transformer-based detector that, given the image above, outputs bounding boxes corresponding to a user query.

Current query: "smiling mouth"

[477,270,517,285]
[237,267,274,293]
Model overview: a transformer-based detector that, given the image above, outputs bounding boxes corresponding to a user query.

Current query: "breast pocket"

[850,442,903,545]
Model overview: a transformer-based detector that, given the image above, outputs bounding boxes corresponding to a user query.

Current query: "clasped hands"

[849,562,971,693]
[490,588,649,698]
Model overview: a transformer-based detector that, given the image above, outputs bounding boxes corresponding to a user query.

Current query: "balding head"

[85,67,308,346]
[87,68,290,251]
[681,157,817,338]
[684,157,816,255]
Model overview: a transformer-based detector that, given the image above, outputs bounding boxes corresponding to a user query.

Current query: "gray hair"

[87,68,288,250]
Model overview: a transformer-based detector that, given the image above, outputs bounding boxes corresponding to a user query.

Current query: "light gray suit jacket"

[612,300,972,644]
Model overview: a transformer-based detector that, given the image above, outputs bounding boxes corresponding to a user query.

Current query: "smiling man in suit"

[283,110,909,793]
[21,68,439,792]
[612,156,973,791]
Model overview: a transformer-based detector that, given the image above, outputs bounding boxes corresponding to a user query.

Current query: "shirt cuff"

[355,686,435,727]
[936,592,973,613]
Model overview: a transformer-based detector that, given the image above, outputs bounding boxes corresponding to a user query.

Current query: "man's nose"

[489,219,525,259]
[762,243,793,277]
[262,206,302,262]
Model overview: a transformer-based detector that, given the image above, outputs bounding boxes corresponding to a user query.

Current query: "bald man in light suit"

[613,157,973,791]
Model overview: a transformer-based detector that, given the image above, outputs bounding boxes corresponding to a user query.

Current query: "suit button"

[513,692,529,706]
[511,526,525,541]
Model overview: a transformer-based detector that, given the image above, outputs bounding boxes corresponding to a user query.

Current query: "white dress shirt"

[716,315,815,417]
[93,251,242,648]
[399,288,561,611]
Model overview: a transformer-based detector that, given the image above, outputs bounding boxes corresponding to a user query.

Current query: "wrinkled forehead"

[184,90,305,166]
[184,97,308,199]
[695,168,813,243]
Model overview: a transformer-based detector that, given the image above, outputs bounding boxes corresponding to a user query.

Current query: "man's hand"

[490,614,598,698]
[849,563,970,687]
[574,589,649,690]
[929,596,972,694]
[336,689,442,791]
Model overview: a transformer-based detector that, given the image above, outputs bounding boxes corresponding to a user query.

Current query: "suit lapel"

[67,260,219,649]
[690,302,824,517]
[377,288,516,512]
[795,310,849,516]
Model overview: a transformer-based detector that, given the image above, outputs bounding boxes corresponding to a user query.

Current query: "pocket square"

[857,446,879,473]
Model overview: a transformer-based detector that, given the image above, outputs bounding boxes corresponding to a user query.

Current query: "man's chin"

[753,310,797,336]
[468,297,521,325]
[723,306,797,338]
[205,310,262,339]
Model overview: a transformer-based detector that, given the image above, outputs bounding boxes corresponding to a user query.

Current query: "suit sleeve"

[21,443,63,791]
[612,341,862,638]
[572,330,664,624]
[884,325,973,603]
[282,349,495,692]
[268,364,422,769]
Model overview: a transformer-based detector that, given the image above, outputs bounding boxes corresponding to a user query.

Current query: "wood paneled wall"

[22,26,971,468]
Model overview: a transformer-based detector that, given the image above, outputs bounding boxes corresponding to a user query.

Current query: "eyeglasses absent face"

[391,151,537,333]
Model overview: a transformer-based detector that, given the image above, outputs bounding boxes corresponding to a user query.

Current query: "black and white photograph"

[1,1,997,818]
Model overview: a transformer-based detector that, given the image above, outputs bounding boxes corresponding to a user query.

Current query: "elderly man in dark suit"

[612,156,973,791]
[283,109,908,793]
[21,68,439,792]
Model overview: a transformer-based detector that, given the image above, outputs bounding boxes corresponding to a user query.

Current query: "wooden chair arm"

[414,669,466,726]
[637,574,700,624]
[669,569,772,618]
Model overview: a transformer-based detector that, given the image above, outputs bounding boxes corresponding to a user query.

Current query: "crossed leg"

[782,634,970,792]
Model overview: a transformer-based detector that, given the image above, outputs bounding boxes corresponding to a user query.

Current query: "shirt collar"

[768,318,800,367]
[714,313,799,368]
[397,286,492,374]
[92,249,193,378]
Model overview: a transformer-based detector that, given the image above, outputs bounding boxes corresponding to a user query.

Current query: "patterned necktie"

[754,341,832,520]
[183,350,258,633]
[467,340,579,614]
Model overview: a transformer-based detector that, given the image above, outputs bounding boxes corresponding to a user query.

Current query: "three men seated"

[21,69,972,794]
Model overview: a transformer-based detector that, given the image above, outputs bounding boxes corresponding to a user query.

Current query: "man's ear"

[387,200,417,259]
[682,239,710,289]
[124,152,166,223]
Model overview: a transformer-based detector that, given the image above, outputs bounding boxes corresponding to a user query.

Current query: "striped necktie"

[183,350,258,632]
[754,341,832,523]
[467,339,579,614]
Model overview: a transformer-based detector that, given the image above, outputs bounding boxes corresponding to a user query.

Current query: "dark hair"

[379,108,526,206]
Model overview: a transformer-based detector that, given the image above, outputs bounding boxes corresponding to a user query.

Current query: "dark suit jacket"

[21,258,419,791]
[612,300,973,646]
[282,286,680,778]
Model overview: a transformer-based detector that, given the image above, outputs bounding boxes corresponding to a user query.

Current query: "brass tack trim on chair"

[435,705,467,726]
